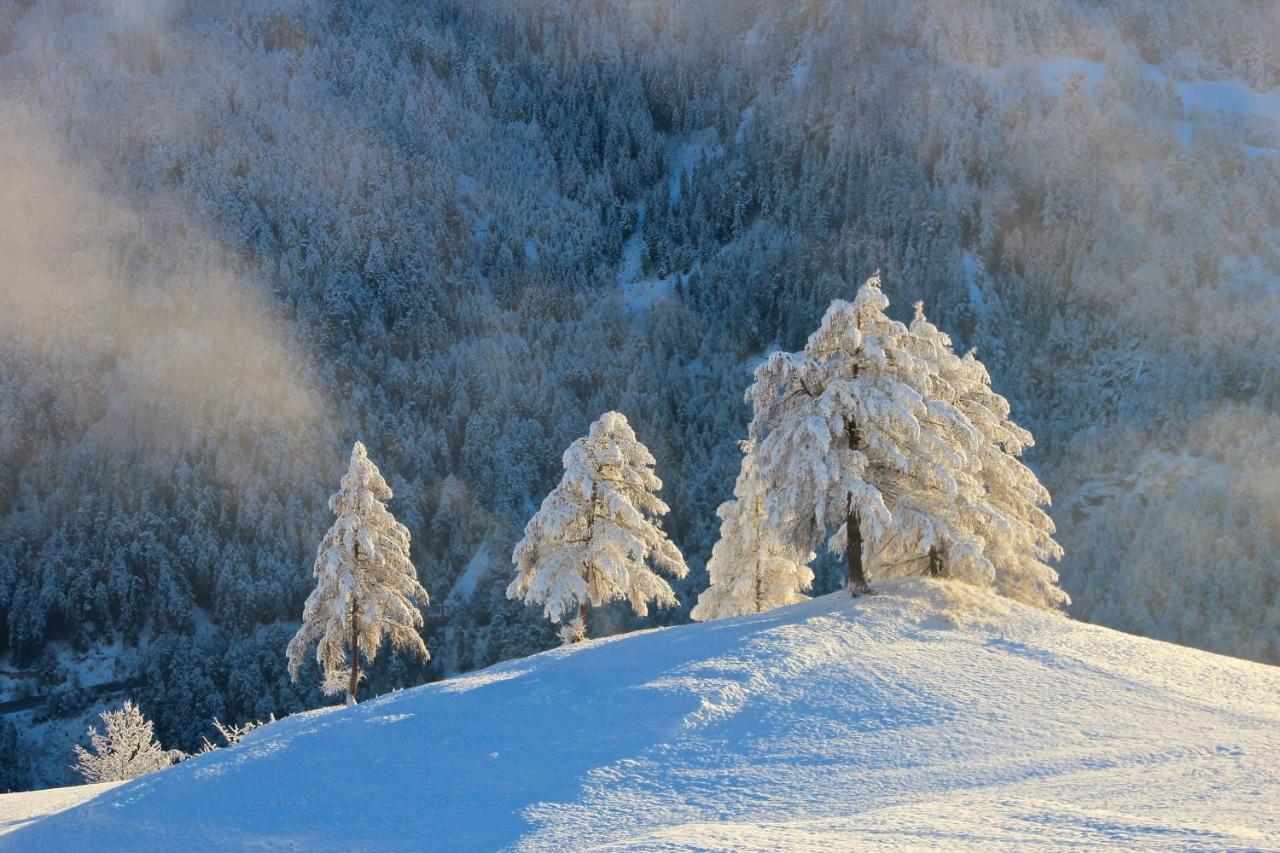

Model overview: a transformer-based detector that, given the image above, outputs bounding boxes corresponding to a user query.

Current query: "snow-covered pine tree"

[286,442,430,705]
[691,444,815,621]
[905,304,1068,608]
[73,700,176,783]
[507,411,688,642]
[745,273,990,595]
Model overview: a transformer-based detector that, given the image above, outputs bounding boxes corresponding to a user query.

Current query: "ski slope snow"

[2,579,1277,850]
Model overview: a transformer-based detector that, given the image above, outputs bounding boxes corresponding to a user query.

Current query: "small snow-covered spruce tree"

[508,411,688,642]
[905,304,1068,608]
[73,700,175,783]
[745,273,989,596]
[287,442,430,705]
[691,444,815,621]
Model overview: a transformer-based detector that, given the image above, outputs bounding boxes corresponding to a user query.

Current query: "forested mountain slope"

[1,0,1278,788]
[5,581,1279,849]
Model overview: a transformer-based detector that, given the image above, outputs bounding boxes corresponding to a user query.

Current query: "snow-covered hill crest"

[4,580,1278,850]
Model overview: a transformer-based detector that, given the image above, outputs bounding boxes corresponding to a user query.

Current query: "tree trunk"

[754,506,763,613]
[928,545,944,578]
[574,480,595,643]
[348,540,360,706]
[847,504,869,595]
[846,419,869,596]
[347,594,359,706]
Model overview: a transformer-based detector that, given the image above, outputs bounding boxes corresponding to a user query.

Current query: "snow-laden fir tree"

[287,442,430,705]
[904,304,1068,608]
[508,411,688,643]
[745,273,991,595]
[691,444,814,621]
[73,700,176,783]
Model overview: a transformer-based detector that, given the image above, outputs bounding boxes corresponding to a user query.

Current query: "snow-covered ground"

[0,781,121,838]
[3,579,1277,850]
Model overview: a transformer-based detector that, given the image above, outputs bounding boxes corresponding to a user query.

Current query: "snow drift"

[4,580,1277,850]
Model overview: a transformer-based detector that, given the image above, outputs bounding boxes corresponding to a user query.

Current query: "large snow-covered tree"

[508,411,688,642]
[691,444,814,621]
[745,273,991,595]
[73,700,176,783]
[286,442,430,705]
[904,304,1067,608]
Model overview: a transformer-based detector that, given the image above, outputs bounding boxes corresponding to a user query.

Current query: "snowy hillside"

[5,580,1277,851]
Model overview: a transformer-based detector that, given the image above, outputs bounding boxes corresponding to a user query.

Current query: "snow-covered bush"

[73,700,176,783]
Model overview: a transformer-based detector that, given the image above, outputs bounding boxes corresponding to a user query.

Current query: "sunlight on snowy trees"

[508,412,688,642]
[697,275,1067,616]
[287,443,431,705]
[902,304,1066,608]
[744,274,980,596]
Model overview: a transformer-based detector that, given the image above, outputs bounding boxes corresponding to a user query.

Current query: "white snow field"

[2,579,1277,851]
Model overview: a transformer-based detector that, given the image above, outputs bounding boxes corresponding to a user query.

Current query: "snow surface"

[1030,57,1106,93]
[1172,76,1280,123]
[621,276,676,313]
[0,782,121,837]
[734,104,756,146]
[4,579,1278,851]
[616,201,676,314]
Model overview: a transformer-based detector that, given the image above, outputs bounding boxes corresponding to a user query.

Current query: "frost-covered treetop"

[909,302,1031,455]
[509,411,688,635]
[749,275,910,426]
[559,411,674,524]
[328,440,397,525]
[287,441,429,698]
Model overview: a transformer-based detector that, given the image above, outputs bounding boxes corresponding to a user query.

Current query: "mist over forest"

[1,0,1277,790]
